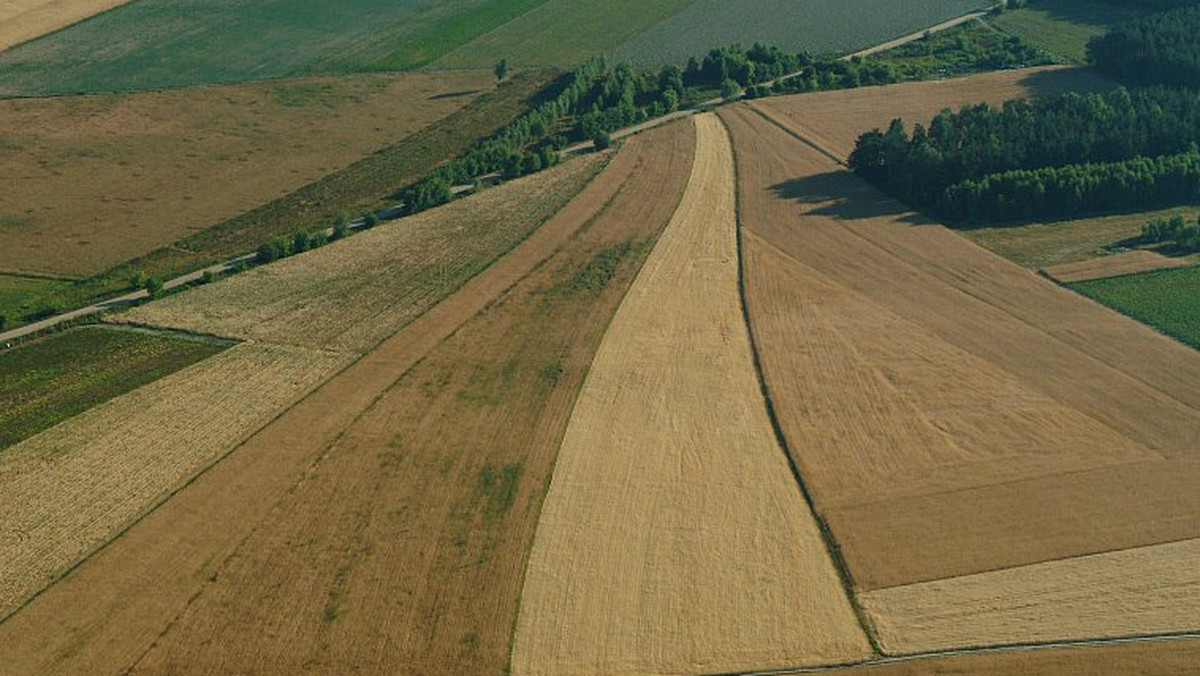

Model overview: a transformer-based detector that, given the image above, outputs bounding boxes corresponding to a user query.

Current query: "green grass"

[1071,265,1200,350]
[870,18,1056,75]
[0,0,550,96]
[608,0,990,66]
[0,274,75,328]
[986,0,1151,63]
[0,326,228,450]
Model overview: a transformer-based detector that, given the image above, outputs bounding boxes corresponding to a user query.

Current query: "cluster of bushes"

[849,87,1200,220]
[1143,213,1200,251]
[939,151,1200,222]
[1089,6,1200,88]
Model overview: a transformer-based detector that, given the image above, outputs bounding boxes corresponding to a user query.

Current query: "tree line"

[1089,6,1200,88]
[848,87,1200,221]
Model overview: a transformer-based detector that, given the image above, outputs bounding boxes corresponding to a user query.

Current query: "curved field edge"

[0,341,351,621]
[0,121,696,676]
[511,114,869,676]
[0,325,228,450]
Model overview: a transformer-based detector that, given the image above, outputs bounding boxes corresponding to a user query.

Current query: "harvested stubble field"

[0,325,225,449]
[0,70,491,278]
[720,76,1200,649]
[0,121,696,675]
[0,341,349,621]
[0,0,135,52]
[512,115,869,676]
[609,0,988,66]
[120,151,608,353]
[750,66,1111,161]
[1043,250,1189,283]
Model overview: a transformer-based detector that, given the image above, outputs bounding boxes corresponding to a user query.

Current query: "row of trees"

[1143,213,1200,252]
[938,151,1200,222]
[849,87,1200,210]
[1089,6,1200,88]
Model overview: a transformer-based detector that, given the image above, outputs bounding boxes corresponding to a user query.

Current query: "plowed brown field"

[121,152,607,353]
[0,121,696,675]
[1043,250,1189,283]
[0,71,490,277]
[0,342,349,620]
[720,87,1200,647]
[752,66,1111,160]
[511,114,870,676]
[0,0,135,52]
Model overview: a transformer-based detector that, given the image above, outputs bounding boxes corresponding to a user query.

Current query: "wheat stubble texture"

[511,114,871,676]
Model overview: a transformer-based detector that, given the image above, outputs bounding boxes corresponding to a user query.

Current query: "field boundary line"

[743,103,846,166]
[722,113,881,655]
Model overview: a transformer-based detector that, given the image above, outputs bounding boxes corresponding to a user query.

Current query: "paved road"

[0,6,997,346]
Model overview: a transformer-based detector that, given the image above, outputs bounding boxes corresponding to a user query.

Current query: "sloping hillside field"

[512,115,869,675]
[721,69,1200,654]
[0,0,137,52]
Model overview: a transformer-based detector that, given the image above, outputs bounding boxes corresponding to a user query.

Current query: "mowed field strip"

[0,341,349,620]
[719,69,1200,650]
[512,114,870,676]
[863,537,1200,653]
[0,71,490,277]
[0,122,696,675]
[1043,250,1190,283]
[0,0,135,52]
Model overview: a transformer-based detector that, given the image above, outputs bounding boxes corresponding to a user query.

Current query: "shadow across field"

[1015,65,1114,99]
[769,171,928,224]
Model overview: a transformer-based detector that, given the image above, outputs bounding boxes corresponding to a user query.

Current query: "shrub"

[592,130,612,151]
[256,239,284,264]
[144,277,164,297]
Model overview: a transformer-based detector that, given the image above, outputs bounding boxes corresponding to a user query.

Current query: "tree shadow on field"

[1016,67,1114,100]
[769,170,930,225]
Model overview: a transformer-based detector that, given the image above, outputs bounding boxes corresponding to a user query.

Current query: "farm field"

[0,325,226,450]
[609,0,989,67]
[862,537,1200,653]
[1072,265,1200,350]
[0,0,543,96]
[0,0,136,52]
[986,0,1151,63]
[0,340,349,620]
[750,66,1111,161]
[959,205,1200,269]
[719,70,1200,648]
[1044,250,1190,283]
[121,151,609,353]
[0,121,696,675]
[512,115,869,676]
[0,70,491,279]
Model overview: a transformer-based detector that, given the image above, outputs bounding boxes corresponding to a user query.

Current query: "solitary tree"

[592,130,612,151]
[144,277,164,298]
[494,59,508,82]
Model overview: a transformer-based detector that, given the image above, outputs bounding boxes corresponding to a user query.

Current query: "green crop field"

[0,326,229,450]
[1072,265,1200,350]
[0,274,73,329]
[608,0,989,66]
[0,0,551,96]
[986,0,1151,63]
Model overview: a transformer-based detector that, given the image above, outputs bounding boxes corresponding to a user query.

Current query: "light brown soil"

[821,638,1200,675]
[1043,250,1190,283]
[752,66,1111,160]
[719,95,1200,621]
[863,538,1200,653]
[120,152,606,353]
[0,342,350,620]
[0,121,697,675]
[0,70,491,277]
[512,114,870,676]
[0,0,135,52]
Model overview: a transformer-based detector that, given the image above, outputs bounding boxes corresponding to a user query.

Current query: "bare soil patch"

[1044,250,1190,283]
[512,115,870,676]
[0,0,136,52]
[0,70,491,277]
[120,152,606,353]
[0,122,696,675]
[752,66,1110,160]
[720,99,1200,643]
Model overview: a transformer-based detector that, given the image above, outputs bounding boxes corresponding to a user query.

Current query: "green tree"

[719,78,741,101]
[144,277,164,297]
[494,58,508,82]
[592,130,612,151]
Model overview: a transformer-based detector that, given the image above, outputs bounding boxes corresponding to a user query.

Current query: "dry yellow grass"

[0,342,349,619]
[119,153,606,353]
[863,538,1200,653]
[0,0,134,52]
[511,114,871,676]
[1043,250,1190,283]
[0,71,491,277]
